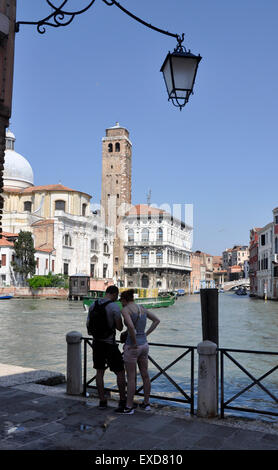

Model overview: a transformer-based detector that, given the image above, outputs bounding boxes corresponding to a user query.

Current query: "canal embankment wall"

[0,286,68,298]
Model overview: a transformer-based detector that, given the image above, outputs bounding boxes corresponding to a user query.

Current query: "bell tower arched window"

[108,143,113,153]
[115,142,120,152]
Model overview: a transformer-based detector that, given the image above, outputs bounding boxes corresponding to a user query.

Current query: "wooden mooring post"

[200,288,219,345]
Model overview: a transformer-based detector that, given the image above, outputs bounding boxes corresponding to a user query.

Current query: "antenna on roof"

[146,189,151,206]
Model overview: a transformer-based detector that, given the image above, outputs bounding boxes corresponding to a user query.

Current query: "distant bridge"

[222,279,250,291]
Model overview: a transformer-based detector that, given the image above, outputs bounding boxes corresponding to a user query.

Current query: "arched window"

[156,251,163,265]
[142,274,149,288]
[82,203,87,216]
[127,251,134,266]
[108,143,113,153]
[141,251,149,265]
[142,228,149,242]
[90,255,98,277]
[103,243,109,254]
[157,228,163,241]
[24,201,32,212]
[115,142,120,152]
[55,200,65,211]
[63,233,72,247]
[275,237,278,254]
[128,229,134,242]
[91,239,98,251]
[6,138,14,150]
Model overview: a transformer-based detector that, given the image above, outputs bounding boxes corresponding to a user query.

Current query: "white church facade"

[0,129,113,287]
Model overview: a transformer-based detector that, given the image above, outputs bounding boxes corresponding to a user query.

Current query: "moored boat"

[83,289,176,312]
[235,287,247,296]
[0,295,13,299]
[175,289,185,296]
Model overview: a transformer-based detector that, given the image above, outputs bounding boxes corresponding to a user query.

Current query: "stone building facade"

[256,207,278,299]
[190,251,202,293]
[249,227,261,296]
[123,204,192,291]
[100,123,132,284]
[222,245,249,280]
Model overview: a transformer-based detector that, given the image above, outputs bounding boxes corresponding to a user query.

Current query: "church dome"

[4,130,34,189]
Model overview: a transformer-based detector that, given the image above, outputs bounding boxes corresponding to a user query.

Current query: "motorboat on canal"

[83,288,176,312]
[175,289,185,296]
[0,295,13,299]
[235,287,248,296]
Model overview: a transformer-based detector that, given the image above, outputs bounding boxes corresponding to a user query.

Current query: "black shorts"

[93,341,124,373]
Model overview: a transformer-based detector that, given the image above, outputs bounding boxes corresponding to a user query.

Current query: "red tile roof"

[32,219,54,226]
[4,184,91,198]
[2,231,18,237]
[35,246,55,253]
[125,204,165,216]
[0,237,14,247]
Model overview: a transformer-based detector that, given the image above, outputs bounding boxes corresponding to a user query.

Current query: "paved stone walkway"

[1,386,278,452]
[0,365,277,455]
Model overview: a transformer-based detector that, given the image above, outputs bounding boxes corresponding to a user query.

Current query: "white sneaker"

[123,407,135,415]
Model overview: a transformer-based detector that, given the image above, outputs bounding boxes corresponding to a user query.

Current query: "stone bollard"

[197,340,218,418]
[66,331,82,395]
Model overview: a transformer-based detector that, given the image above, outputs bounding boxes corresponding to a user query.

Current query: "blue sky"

[11,0,278,255]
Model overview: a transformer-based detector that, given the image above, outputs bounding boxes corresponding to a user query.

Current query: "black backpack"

[87,299,114,339]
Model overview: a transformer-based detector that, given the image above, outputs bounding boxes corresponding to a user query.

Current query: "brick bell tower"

[101,123,132,284]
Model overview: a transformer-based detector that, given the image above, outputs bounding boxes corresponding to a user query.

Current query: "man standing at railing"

[86,285,126,412]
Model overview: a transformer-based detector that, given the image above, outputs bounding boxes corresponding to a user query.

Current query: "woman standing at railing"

[119,289,160,415]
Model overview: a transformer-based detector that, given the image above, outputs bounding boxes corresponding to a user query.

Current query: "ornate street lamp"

[16,0,202,110]
[161,37,202,110]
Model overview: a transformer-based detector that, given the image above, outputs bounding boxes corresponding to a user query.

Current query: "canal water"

[0,292,277,421]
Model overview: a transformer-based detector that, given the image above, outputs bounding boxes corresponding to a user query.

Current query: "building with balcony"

[222,245,249,280]
[123,204,192,291]
[256,207,278,299]
[0,130,113,285]
[212,256,227,288]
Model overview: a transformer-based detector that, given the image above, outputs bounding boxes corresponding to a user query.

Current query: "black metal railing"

[82,337,196,415]
[219,347,278,418]
[82,338,278,419]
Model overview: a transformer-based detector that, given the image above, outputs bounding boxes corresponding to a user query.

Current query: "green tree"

[11,230,36,284]
[27,273,69,289]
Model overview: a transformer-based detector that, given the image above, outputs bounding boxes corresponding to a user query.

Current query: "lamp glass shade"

[161,50,201,107]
